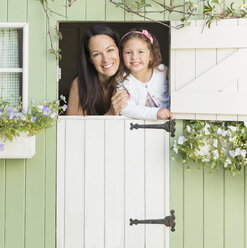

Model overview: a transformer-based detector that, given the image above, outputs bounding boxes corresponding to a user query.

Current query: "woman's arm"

[105,89,130,115]
[66,78,83,115]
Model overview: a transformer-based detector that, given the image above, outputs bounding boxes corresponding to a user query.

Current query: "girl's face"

[122,37,153,79]
[88,34,120,83]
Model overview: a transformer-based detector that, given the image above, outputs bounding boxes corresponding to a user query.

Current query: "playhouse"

[1,0,247,248]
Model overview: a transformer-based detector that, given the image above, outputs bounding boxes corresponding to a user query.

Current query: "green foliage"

[111,0,247,28]
[0,96,67,142]
[171,120,247,176]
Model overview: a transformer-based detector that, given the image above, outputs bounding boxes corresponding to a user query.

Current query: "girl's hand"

[107,89,130,115]
[157,108,173,120]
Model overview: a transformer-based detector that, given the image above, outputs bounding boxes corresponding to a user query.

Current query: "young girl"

[117,29,172,120]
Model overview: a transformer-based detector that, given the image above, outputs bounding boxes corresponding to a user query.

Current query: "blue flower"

[42,105,52,116]
[217,128,222,135]
[229,150,236,158]
[31,116,37,122]
[62,104,67,112]
[7,107,13,115]
[0,144,4,151]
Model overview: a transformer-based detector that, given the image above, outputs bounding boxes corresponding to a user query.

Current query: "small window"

[0,23,28,111]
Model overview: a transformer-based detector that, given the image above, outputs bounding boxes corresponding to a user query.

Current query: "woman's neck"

[131,68,153,83]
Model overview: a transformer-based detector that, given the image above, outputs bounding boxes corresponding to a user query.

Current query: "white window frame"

[0,22,29,112]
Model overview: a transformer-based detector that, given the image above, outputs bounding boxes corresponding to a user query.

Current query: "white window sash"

[0,22,28,111]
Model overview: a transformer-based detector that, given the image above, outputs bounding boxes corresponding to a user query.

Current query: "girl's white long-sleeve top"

[119,64,170,120]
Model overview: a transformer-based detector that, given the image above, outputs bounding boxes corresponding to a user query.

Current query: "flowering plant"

[0,96,67,151]
[172,120,247,176]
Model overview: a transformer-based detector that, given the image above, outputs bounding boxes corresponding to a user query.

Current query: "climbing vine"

[40,0,247,58]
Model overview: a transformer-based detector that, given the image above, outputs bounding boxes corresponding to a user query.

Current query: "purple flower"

[62,104,67,112]
[0,144,4,151]
[7,107,13,115]
[32,116,37,122]
[42,105,52,116]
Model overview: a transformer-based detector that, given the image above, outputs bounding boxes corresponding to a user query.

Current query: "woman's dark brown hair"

[77,25,120,115]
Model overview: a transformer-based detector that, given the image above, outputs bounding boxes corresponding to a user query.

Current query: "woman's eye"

[108,49,114,53]
[92,53,99,57]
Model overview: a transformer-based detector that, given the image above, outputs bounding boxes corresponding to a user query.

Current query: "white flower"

[244,120,247,127]
[212,150,219,160]
[186,125,191,133]
[229,126,236,132]
[173,147,178,154]
[224,159,232,168]
[205,129,210,135]
[229,150,236,158]
[213,139,218,148]
[222,130,227,137]
[37,105,43,112]
[195,142,211,157]
[217,128,222,135]
[229,136,236,142]
[178,136,185,145]
[235,148,241,156]
[50,112,56,118]
[241,149,246,158]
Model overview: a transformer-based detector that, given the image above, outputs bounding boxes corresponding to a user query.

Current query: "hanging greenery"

[110,0,247,28]
[171,120,247,176]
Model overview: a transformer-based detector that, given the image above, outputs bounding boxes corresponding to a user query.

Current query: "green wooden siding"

[0,0,247,248]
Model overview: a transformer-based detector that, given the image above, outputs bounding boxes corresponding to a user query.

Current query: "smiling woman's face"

[88,34,120,83]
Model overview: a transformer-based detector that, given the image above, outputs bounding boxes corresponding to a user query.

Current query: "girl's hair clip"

[120,30,153,44]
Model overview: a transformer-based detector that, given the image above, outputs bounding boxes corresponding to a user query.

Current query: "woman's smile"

[89,34,120,83]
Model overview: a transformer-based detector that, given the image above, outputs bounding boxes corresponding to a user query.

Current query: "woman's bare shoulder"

[67,77,83,115]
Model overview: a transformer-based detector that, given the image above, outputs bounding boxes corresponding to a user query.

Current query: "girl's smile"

[122,37,153,82]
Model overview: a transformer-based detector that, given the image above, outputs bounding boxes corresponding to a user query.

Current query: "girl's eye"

[125,51,131,55]
[139,50,144,54]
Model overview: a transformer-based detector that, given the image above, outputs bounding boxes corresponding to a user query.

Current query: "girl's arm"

[66,78,83,115]
[120,101,172,120]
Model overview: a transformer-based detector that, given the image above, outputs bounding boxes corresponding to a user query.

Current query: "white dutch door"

[171,18,247,121]
[57,116,170,248]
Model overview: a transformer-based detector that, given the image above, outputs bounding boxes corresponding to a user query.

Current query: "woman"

[67,25,128,115]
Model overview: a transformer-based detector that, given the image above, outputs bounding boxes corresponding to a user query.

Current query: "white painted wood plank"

[171,91,247,114]
[57,120,66,248]
[84,120,105,247]
[178,49,247,92]
[105,120,125,248]
[170,49,176,91]
[64,120,84,248]
[145,120,166,248]
[171,24,247,49]
[174,49,196,90]
[195,47,217,120]
[216,115,238,121]
[125,119,145,248]
[173,113,196,120]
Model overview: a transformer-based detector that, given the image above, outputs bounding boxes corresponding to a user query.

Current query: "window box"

[0,133,35,159]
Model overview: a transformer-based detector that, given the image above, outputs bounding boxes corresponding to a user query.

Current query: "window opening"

[58,21,170,115]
